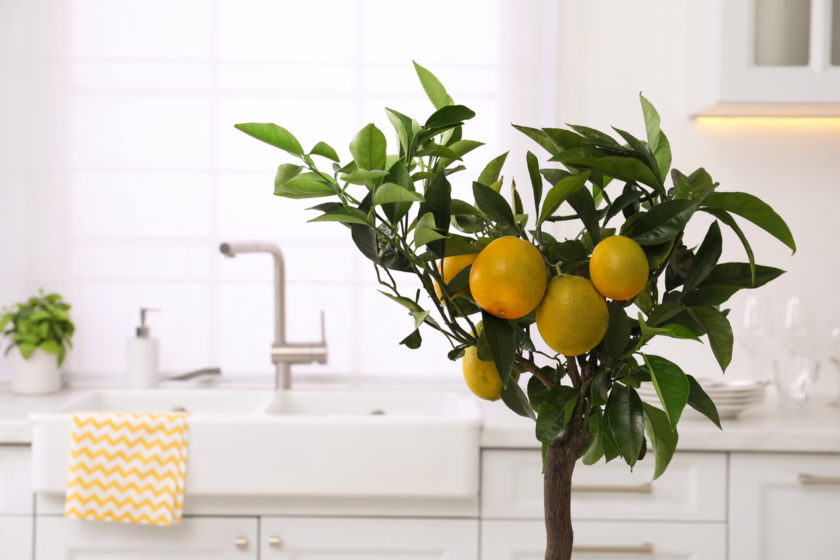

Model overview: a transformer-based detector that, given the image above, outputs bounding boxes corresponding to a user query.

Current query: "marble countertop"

[1,383,839,453]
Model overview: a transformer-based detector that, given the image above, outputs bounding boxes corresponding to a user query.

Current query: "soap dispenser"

[127,308,159,388]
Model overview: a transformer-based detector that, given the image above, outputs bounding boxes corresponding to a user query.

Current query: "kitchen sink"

[29,389,482,499]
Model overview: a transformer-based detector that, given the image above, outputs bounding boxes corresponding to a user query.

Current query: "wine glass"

[773,297,821,405]
[738,296,770,375]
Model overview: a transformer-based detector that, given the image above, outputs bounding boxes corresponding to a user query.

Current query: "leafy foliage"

[235,63,793,481]
[0,290,75,366]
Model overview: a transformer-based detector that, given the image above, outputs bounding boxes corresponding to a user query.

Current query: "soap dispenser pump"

[127,308,159,388]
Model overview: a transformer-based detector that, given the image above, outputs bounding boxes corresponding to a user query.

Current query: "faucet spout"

[219,241,327,390]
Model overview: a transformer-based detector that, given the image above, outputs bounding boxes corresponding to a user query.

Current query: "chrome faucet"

[219,241,328,389]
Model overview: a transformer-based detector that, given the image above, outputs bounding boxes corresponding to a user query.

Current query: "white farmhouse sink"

[29,389,481,499]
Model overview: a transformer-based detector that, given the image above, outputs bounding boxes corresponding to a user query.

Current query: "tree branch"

[516,357,557,390]
[566,356,581,389]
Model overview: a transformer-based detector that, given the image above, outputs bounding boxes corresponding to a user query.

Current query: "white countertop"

[2,383,839,453]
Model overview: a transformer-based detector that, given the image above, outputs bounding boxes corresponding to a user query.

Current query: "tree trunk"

[543,413,588,560]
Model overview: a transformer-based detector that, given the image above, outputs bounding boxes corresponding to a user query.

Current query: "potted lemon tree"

[235,63,794,560]
[1,291,74,394]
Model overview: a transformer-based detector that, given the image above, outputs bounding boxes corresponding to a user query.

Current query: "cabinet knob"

[268,535,283,548]
[234,536,249,549]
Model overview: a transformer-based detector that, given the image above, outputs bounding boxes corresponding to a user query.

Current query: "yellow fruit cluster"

[442,235,648,401]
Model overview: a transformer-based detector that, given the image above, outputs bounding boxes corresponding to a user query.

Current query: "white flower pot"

[10,347,61,394]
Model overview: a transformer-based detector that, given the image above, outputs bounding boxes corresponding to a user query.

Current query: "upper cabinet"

[689,0,840,116]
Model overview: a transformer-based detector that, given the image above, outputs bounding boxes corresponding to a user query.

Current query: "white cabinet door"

[0,516,33,559]
[730,452,840,560]
[481,520,725,560]
[260,517,479,559]
[35,516,257,559]
[0,446,32,514]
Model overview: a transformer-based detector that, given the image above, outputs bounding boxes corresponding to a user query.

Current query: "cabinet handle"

[268,535,283,548]
[572,483,653,494]
[798,473,840,485]
[573,543,654,554]
[234,536,249,549]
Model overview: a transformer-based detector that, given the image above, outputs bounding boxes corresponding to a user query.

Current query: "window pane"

[754,0,811,66]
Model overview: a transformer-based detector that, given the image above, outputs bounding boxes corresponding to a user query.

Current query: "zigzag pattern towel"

[64,411,189,526]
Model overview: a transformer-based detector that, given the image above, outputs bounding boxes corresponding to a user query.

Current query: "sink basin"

[29,389,482,499]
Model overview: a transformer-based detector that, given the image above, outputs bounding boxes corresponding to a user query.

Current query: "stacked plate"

[638,379,768,420]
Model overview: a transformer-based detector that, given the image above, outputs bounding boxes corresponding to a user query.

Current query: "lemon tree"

[235,62,794,560]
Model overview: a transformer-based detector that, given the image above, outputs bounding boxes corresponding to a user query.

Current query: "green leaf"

[601,307,631,360]
[681,285,741,306]
[310,141,340,162]
[275,172,337,199]
[701,191,795,253]
[606,384,645,467]
[350,224,378,263]
[513,125,560,155]
[473,182,516,229]
[639,94,672,181]
[234,122,303,156]
[581,415,605,465]
[641,321,702,342]
[626,199,696,245]
[381,161,415,223]
[526,152,544,212]
[683,221,722,294]
[686,375,722,429]
[477,152,509,188]
[568,124,623,150]
[566,187,600,244]
[604,188,643,224]
[38,339,60,355]
[501,380,536,420]
[543,128,588,150]
[538,171,591,226]
[527,375,551,410]
[535,386,578,443]
[413,60,454,109]
[553,154,663,193]
[274,163,303,186]
[372,183,425,207]
[417,173,452,257]
[688,306,733,372]
[700,262,784,289]
[349,123,387,171]
[424,105,475,130]
[642,403,679,480]
[18,343,36,359]
[308,207,371,226]
[414,212,448,247]
[701,207,756,285]
[480,310,516,387]
[400,329,422,349]
[385,107,414,154]
[640,354,689,429]
[341,168,389,185]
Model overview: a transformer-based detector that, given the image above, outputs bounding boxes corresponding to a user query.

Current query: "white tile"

[219,64,355,93]
[69,243,213,281]
[71,61,212,90]
[70,172,212,238]
[218,0,356,62]
[70,97,211,169]
[70,0,212,60]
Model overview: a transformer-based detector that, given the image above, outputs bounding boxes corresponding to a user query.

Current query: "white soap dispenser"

[127,308,159,388]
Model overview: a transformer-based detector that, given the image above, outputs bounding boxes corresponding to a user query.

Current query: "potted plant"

[234,63,794,560]
[1,290,74,394]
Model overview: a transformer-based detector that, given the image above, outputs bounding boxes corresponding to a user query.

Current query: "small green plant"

[0,290,74,366]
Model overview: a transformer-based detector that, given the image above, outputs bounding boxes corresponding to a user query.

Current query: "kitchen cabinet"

[688,0,840,116]
[0,516,33,559]
[481,520,726,560]
[34,516,258,559]
[0,445,32,513]
[259,517,479,559]
[729,452,840,560]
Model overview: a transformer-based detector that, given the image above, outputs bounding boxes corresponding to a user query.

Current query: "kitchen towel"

[64,411,189,526]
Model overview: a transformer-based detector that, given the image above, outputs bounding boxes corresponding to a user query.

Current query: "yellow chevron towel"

[64,412,189,526]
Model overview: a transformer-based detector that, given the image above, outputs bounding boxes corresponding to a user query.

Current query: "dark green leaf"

[385,107,414,154]
[626,199,696,245]
[350,224,378,263]
[681,285,741,306]
[700,263,785,289]
[400,329,422,349]
[349,123,387,171]
[473,182,516,229]
[604,189,643,224]
[413,60,454,109]
[601,307,631,360]
[513,125,560,155]
[642,403,679,480]
[480,310,516,387]
[683,221,722,293]
[640,354,689,429]
[686,375,722,429]
[701,207,756,285]
[274,172,336,199]
[381,161,415,223]
[310,141,340,162]
[526,151,544,211]
[477,152,509,187]
[418,174,452,257]
[527,375,550,409]
[688,306,733,372]
[606,384,645,467]
[535,386,578,443]
[568,124,623,150]
[424,104,475,129]
[641,321,702,342]
[581,426,605,465]
[639,94,672,181]
[444,265,472,295]
[566,187,600,244]
[501,380,536,420]
[553,154,663,193]
[372,183,424,206]
[448,346,466,361]
[538,171,591,225]
[701,191,795,253]
[309,207,371,226]
[543,128,588,150]
[234,122,303,156]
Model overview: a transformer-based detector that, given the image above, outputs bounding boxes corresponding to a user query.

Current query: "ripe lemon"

[536,275,609,356]
[434,253,479,299]
[589,235,649,301]
[462,346,520,401]
[469,236,547,319]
